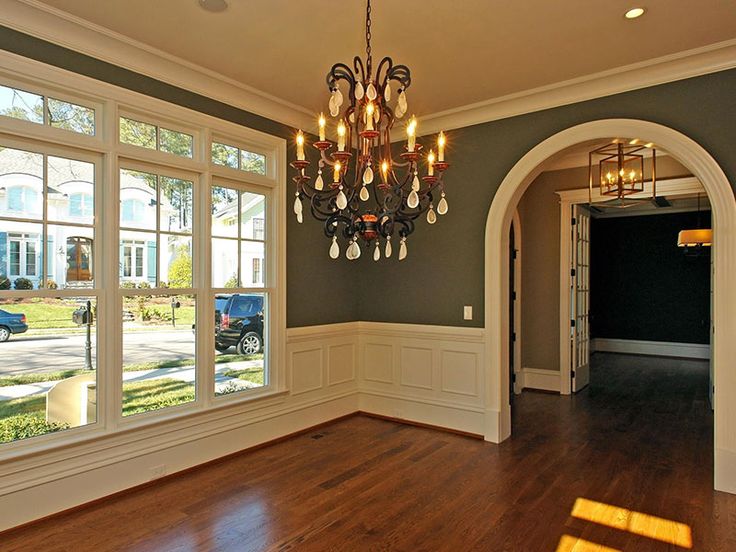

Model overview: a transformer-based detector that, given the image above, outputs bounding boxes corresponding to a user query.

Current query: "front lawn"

[2,300,78,329]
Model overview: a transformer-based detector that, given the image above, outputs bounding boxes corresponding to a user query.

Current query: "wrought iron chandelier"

[588,141,656,206]
[291,0,450,261]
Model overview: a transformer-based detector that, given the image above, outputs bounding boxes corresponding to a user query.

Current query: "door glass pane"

[122,294,196,416]
[0,296,97,444]
[48,156,95,225]
[120,169,157,230]
[161,234,192,288]
[214,292,266,396]
[0,85,43,124]
[211,186,239,238]
[160,177,193,233]
[48,98,95,136]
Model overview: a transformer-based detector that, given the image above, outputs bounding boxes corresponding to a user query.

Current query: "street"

[0,330,197,375]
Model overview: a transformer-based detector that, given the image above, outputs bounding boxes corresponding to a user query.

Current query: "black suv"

[215,294,264,355]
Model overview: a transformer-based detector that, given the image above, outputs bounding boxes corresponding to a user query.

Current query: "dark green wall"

[590,212,711,344]
[0,25,358,328]
[358,70,736,327]
[2,25,734,328]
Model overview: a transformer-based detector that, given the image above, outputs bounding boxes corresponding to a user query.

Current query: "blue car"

[0,310,28,342]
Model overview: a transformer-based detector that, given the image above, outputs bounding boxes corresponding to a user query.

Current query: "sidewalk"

[0,360,263,401]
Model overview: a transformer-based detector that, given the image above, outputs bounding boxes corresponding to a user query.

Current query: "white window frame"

[0,52,286,459]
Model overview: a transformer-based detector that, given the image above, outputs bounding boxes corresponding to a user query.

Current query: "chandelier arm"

[353,57,367,87]
[387,64,412,90]
[375,56,393,89]
[327,63,357,98]
[325,213,351,238]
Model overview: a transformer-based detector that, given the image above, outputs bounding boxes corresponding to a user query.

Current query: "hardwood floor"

[4,353,735,551]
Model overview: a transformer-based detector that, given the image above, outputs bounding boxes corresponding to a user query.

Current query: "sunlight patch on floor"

[571,497,692,549]
[556,535,620,551]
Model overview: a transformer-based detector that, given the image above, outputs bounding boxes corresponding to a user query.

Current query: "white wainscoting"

[358,322,486,436]
[592,338,711,360]
[520,367,562,392]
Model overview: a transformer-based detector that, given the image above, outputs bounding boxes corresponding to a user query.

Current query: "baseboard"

[520,367,561,392]
[592,338,711,359]
[715,448,736,494]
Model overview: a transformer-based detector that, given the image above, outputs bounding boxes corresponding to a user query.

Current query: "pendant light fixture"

[678,193,712,254]
[290,0,451,261]
[589,141,656,206]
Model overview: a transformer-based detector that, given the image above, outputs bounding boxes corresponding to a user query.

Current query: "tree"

[167,245,192,288]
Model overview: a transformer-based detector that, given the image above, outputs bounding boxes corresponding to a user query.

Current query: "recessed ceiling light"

[624,7,646,19]
[199,0,228,13]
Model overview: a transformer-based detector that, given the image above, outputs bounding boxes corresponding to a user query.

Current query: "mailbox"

[72,306,93,325]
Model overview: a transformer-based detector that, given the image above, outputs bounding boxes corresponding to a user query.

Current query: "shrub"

[0,413,69,444]
[45,279,58,290]
[0,275,10,290]
[167,246,192,288]
[13,277,33,290]
[120,281,137,289]
[224,274,238,288]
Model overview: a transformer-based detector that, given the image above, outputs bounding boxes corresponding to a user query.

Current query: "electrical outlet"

[149,464,166,481]
[463,305,473,320]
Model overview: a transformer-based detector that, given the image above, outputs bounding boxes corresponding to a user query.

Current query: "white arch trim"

[483,119,736,493]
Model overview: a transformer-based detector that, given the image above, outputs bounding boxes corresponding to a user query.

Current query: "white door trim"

[511,209,522,395]
[483,119,736,494]
[556,176,707,395]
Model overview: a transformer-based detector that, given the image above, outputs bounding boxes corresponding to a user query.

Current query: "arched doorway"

[483,119,736,493]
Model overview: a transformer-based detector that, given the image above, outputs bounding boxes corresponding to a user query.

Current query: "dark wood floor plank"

[3,353,734,551]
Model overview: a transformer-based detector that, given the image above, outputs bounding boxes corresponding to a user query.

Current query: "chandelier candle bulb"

[365,102,375,131]
[381,160,389,182]
[438,131,446,162]
[333,161,342,183]
[318,114,326,141]
[427,150,436,176]
[296,130,305,161]
[407,116,417,152]
[337,121,346,151]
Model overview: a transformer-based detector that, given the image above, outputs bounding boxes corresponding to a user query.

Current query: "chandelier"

[588,142,656,205]
[291,0,450,261]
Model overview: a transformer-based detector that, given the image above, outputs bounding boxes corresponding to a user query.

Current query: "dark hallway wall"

[590,211,711,344]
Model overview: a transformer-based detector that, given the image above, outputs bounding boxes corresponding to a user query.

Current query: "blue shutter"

[146,241,157,285]
[8,187,21,212]
[0,232,7,275]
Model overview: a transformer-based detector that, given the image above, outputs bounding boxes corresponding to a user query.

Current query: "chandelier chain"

[365,0,372,63]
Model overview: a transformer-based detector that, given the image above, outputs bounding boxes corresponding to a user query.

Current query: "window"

[252,217,265,240]
[7,186,39,214]
[120,116,193,158]
[0,83,95,136]
[69,193,94,218]
[212,141,266,176]
[252,258,262,285]
[121,198,146,224]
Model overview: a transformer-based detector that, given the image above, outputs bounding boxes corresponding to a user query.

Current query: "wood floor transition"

[3,352,735,551]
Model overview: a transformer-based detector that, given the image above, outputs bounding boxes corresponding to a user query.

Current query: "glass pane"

[0,85,43,124]
[240,241,265,287]
[0,147,43,220]
[122,294,196,417]
[241,150,266,175]
[211,186,239,238]
[240,192,266,241]
[120,169,157,230]
[48,225,94,289]
[119,117,156,150]
[48,98,95,136]
[159,128,193,158]
[0,296,97,444]
[211,142,238,169]
[214,292,266,396]
[212,238,238,288]
[161,234,192,288]
[119,231,156,287]
[0,222,43,289]
[48,156,95,225]
[160,176,193,233]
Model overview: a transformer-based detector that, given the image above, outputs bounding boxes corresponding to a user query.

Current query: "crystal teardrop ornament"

[397,90,408,114]
[355,81,365,100]
[384,82,392,102]
[407,190,419,209]
[373,242,381,261]
[427,207,437,224]
[367,82,377,101]
[329,237,340,259]
[334,87,344,107]
[353,241,361,259]
[336,190,348,210]
[329,95,339,117]
[296,211,303,224]
[315,172,324,191]
[385,237,392,258]
[345,241,354,260]
[412,174,420,191]
[359,186,370,201]
[437,195,449,215]
[395,102,406,119]
[349,111,356,124]
[399,238,408,261]
[293,196,303,216]
[363,166,374,184]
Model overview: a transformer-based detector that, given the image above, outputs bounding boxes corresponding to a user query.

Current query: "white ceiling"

[29,0,736,117]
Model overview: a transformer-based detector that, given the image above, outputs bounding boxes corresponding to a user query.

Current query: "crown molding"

[418,39,736,136]
[0,0,316,132]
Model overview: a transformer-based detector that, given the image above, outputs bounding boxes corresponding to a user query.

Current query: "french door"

[570,205,591,392]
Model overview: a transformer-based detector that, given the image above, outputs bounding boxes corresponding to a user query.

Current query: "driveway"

[0,330,196,375]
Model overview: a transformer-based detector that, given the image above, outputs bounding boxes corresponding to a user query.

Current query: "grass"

[0,395,46,418]
[221,367,264,386]
[0,369,89,387]
[1,300,78,329]
[122,378,195,417]
[122,353,263,372]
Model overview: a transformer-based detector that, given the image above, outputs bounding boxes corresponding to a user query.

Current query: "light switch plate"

[463,305,473,320]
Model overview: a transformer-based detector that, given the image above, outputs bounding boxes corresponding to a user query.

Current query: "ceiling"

[30,0,736,116]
